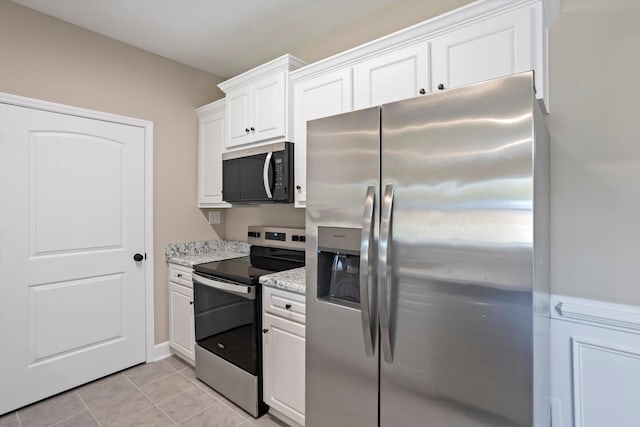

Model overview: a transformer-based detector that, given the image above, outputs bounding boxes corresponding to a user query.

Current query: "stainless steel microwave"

[222,142,294,203]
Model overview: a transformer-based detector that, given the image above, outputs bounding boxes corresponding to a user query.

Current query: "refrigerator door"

[306,107,379,427]
[380,72,536,426]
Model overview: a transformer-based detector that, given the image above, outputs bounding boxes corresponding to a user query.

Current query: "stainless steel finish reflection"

[195,345,261,417]
[359,186,376,356]
[378,184,394,363]
[306,107,379,427]
[192,273,255,299]
[379,72,542,426]
[305,72,549,427]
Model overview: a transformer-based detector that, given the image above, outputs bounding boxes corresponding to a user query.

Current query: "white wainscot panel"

[550,295,640,427]
[31,132,124,256]
[29,274,124,364]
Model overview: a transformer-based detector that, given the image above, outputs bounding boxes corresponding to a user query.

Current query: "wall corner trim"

[153,341,171,361]
[551,295,640,334]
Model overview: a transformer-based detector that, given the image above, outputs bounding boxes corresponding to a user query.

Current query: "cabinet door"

[169,282,195,363]
[252,72,286,143]
[355,42,430,109]
[226,86,252,148]
[431,6,540,93]
[293,68,353,207]
[198,106,230,208]
[263,312,305,425]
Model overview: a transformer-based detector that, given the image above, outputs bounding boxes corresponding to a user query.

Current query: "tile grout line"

[74,390,102,427]
[122,369,179,426]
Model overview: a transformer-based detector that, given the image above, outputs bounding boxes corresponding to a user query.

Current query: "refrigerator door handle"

[379,184,394,363]
[359,185,376,356]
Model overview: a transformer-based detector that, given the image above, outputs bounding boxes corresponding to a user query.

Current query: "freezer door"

[380,72,537,426]
[305,107,379,427]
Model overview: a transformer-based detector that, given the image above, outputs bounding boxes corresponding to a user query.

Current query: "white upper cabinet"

[292,67,354,207]
[219,54,305,150]
[431,4,544,98]
[225,87,252,147]
[355,41,430,110]
[196,99,230,208]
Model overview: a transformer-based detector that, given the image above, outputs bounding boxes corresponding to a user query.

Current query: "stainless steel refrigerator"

[305,72,550,427]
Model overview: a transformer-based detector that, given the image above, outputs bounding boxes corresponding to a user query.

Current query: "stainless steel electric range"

[192,226,305,417]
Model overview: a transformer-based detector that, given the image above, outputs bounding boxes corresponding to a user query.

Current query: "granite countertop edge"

[259,267,306,295]
[165,239,250,267]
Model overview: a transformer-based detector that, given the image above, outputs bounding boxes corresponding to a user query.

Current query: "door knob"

[133,253,144,262]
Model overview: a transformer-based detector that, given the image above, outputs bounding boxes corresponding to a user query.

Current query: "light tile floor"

[0,356,288,427]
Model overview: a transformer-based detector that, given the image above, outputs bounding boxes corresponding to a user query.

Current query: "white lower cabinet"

[168,263,195,365]
[262,287,306,425]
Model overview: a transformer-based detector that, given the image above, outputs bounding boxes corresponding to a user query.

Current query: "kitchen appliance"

[192,226,305,417]
[222,142,294,203]
[305,72,550,427]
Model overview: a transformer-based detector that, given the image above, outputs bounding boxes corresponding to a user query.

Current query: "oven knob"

[262,328,269,334]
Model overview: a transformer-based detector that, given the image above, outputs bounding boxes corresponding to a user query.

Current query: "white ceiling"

[11,0,399,78]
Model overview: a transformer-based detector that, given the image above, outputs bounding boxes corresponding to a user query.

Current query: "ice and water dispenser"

[317,226,362,307]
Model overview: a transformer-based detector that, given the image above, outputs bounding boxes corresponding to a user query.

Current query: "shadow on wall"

[220,204,305,241]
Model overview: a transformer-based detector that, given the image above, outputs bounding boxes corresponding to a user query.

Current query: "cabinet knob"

[189,301,194,305]
[176,273,183,278]
[419,88,426,94]
[245,128,250,133]
[296,185,302,190]
[262,328,269,334]
[285,304,292,310]
[250,127,255,132]
[437,83,445,90]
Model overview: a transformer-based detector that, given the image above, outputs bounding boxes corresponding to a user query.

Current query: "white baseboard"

[550,294,640,427]
[153,341,171,361]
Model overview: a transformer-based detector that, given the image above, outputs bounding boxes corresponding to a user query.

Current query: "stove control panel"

[247,226,305,250]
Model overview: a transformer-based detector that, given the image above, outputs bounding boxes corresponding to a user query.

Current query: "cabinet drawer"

[263,286,305,324]
[169,263,193,287]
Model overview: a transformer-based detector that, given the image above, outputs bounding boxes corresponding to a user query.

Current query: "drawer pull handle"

[285,304,292,310]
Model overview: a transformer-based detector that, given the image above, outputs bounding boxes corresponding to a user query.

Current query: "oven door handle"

[192,273,256,300]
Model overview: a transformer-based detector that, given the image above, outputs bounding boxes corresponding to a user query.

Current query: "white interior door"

[0,103,147,414]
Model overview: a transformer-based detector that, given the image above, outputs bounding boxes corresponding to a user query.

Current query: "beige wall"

[223,205,305,242]
[546,0,640,305]
[0,0,225,343]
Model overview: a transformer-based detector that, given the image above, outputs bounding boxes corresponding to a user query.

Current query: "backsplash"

[165,239,250,258]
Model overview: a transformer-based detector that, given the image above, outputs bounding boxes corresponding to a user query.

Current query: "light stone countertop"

[259,267,306,295]
[165,239,249,267]
[166,251,248,267]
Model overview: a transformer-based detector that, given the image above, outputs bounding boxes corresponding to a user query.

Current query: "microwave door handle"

[263,152,273,199]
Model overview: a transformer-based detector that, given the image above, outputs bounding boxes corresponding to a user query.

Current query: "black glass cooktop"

[193,256,273,285]
[193,245,305,285]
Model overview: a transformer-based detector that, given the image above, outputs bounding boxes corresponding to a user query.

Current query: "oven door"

[192,272,259,375]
